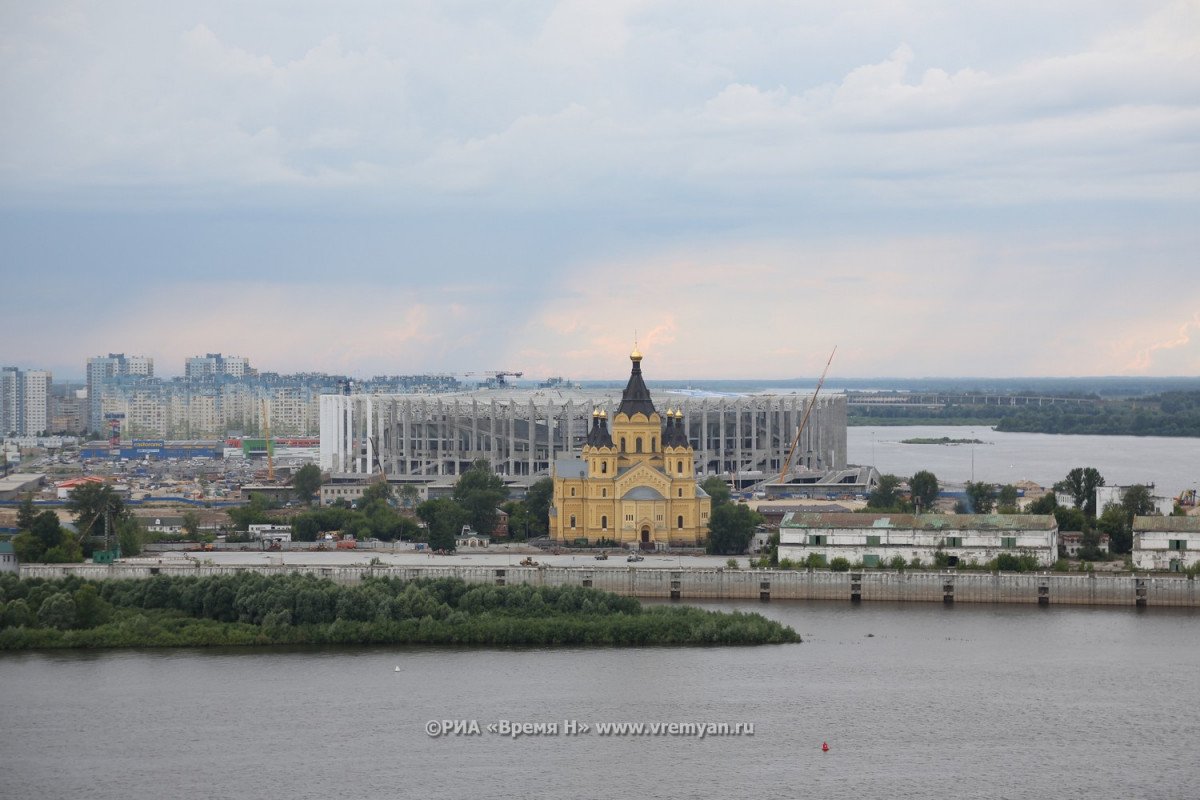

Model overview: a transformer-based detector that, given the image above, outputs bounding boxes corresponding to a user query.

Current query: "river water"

[4,600,1198,799]
[849,425,1199,497]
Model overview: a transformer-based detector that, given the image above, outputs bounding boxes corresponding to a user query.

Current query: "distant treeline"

[994,391,1200,437]
[0,573,800,650]
[850,391,1200,436]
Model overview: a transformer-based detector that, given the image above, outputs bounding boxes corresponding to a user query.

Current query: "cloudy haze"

[2,1,1197,380]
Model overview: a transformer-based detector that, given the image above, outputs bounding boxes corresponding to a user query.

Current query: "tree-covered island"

[0,573,800,650]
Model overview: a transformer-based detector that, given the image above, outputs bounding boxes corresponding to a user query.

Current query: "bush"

[888,555,907,571]
[829,557,851,572]
[37,593,77,630]
[725,558,739,570]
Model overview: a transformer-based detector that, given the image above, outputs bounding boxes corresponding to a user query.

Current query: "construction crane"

[261,399,274,482]
[777,346,837,485]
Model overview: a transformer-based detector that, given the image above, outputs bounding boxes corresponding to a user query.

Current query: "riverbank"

[19,562,1199,607]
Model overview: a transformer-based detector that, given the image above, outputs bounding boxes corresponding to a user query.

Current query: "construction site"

[319,387,849,490]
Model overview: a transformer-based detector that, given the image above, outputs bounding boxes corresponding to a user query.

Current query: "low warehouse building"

[778,512,1059,568]
[1132,516,1200,572]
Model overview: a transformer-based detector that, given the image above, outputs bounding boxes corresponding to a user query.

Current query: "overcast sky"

[2,1,1198,380]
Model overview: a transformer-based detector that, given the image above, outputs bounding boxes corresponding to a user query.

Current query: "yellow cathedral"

[551,349,711,548]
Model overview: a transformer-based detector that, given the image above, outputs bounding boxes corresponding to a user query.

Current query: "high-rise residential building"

[86,354,153,432]
[1,367,53,436]
[185,354,251,381]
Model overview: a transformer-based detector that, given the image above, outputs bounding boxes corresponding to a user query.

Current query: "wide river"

[849,425,1199,497]
[4,600,1198,799]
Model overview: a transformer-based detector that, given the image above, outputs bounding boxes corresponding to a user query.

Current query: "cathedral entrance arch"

[640,526,651,549]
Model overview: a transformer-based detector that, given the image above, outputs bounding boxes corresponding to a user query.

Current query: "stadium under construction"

[319,387,849,490]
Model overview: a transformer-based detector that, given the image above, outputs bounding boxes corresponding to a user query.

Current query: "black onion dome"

[617,351,656,417]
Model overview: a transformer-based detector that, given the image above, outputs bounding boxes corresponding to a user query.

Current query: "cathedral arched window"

[636,437,643,453]
[677,460,683,474]
[601,461,607,474]
[601,515,607,530]
[677,515,684,529]
[570,515,576,528]
[620,437,626,452]
[651,437,656,451]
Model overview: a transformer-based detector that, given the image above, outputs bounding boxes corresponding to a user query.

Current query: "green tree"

[1053,507,1087,532]
[867,474,909,511]
[227,494,272,531]
[398,483,420,510]
[1054,467,1105,518]
[13,511,81,563]
[707,503,763,555]
[16,494,36,531]
[909,471,939,513]
[1027,492,1058,515]
[452,459,507,535]
[1121,485,1157,519]
[116,516,147,556]
[360,481,393,508]
[523,478,554,536]
[417,498,468,551]
[2,598,33,628]
[292,464,323,505]
[997,484,1020,513]
[66,482,127,538]
[73,584,113,628]
[37,592,77,629]
[700,476,733,508]
[963,481,996,514]
[1097,504,1132,554]
[181,510,202,539]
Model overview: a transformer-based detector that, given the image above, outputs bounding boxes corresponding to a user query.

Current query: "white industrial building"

[319,389,847,481]
[1095,485,1175,517]
[1132,516,1200,572]
[778,512,1059,567]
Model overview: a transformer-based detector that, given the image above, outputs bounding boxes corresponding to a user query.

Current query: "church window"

[601,516,607,530]
[602,488,607,497]
[620,437,626,452]
[570,515,576,528]
[651,437,656,451]
[601,461,607,474]
[677,460,683,474]
[636,437,643,453]
[678,488,683,497]
[677,515,684,529]
[570,487,576,497]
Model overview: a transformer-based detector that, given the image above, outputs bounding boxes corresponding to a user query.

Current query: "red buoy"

[822,741,829,752]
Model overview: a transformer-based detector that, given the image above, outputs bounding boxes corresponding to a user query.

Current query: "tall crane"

[777,346,837,485]
[261,399,274,482]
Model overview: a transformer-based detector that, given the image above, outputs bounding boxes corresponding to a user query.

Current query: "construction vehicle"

[777,346,837,485]
[1177,489,1197,508]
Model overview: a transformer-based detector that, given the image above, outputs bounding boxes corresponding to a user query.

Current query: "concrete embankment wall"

[18,564,1199,607]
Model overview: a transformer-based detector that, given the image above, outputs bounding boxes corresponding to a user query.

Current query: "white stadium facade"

[319,388,847,484]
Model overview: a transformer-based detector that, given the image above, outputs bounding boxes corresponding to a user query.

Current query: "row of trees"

[231,460,555,552]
